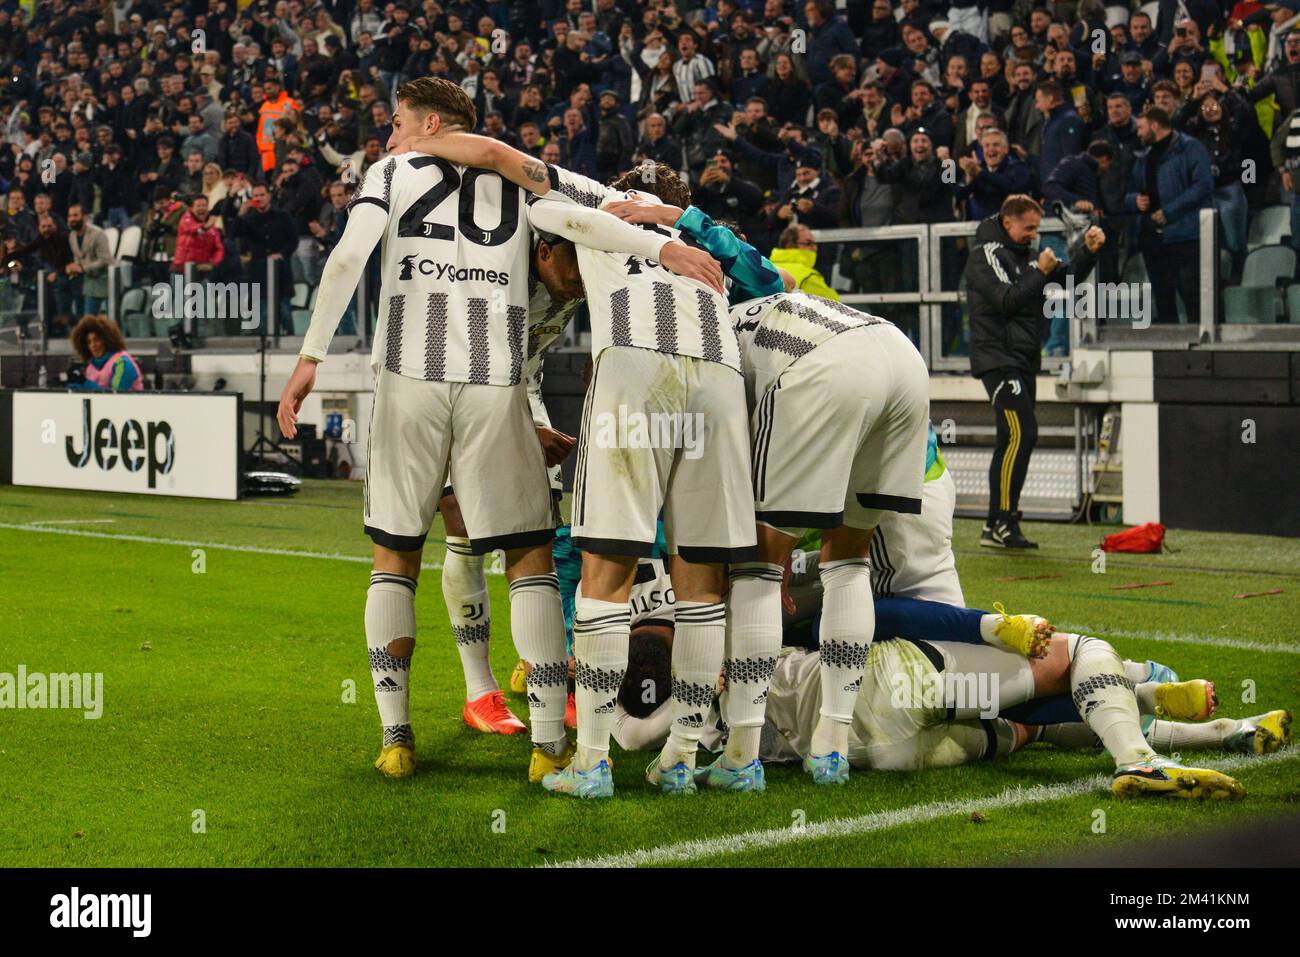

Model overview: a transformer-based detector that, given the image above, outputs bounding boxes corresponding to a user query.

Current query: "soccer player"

[614,617,1254,799]
[275,78,723,780]
[870,425,964,607]
[393,144,758,798]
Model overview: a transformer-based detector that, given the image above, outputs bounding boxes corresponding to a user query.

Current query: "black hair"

[618,625,672,719]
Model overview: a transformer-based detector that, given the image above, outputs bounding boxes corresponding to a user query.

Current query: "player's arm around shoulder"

[394,131,552,195]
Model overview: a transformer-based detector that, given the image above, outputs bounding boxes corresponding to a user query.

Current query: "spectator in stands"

[556,107,599,180]
[596,90,635,181]
[955,128,1033,221]
[68,315,143,392]
[1184,86,1254,271]
[140,136,183,198]
[172,195,224,276]
[15,214,74,330]
[142,188,185,283]
[953,78,1003,156]
[770,222,840,300]
[634,113,682,170]
[693,149,764,231]
[673,79,733,173]
[893,79,955,149]
[1127,105,1214,324]
[1043,141,1114,218]
[1036,78,1089,187]
[218,111,261,181]
[877,129,955,224]
[803,0,859,86]
[233,182,298,334]
[65,204,113,316]
[1005,63,1044,164]
[182,114,219,164]
[765,52,812,127]
[965,194,1105,548]
[1107,51,1153,113]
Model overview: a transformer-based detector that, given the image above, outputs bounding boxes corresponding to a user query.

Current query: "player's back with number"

[358,153,529,386]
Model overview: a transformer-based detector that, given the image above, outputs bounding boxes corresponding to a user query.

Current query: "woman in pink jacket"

[69,314,143,392]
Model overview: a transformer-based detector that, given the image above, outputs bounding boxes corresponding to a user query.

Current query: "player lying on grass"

[610,600,1273,798]
[278,79,724,781]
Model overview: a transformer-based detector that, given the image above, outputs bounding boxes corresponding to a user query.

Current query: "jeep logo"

[64,398,175,488]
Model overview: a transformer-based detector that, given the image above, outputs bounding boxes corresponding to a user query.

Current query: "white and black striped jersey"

[548,167,741,372]
[730,291,887,398]
[353,154,539,386]
[524,277,582,398]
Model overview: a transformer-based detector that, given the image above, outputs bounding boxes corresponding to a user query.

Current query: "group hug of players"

[278,78,1289,801]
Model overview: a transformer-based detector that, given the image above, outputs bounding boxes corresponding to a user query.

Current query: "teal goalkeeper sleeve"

[673,205,784,304]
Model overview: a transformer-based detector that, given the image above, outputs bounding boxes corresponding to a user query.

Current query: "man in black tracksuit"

[964,194,1105,548]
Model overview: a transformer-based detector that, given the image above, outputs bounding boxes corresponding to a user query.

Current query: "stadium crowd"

[0,0,1295,334]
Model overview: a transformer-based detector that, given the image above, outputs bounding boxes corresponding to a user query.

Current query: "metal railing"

[4,208,1298,362]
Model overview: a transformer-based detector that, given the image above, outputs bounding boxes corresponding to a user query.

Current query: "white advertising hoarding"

[9,391,241,500]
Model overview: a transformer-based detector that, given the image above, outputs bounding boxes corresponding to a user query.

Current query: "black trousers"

[981,369,1038,522]
[1142,240,1200,324]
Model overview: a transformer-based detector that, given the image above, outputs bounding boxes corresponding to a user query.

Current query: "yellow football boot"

[528,739,575,784]
[374,743,417,779]
[1112,756,1245,800]
[1153,679,1217,721]
[990,601,1053,658]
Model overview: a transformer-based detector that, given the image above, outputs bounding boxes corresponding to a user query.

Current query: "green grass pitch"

[1,481,1296,867]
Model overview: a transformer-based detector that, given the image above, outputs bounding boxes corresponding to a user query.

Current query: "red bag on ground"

[1100,523,1166,553]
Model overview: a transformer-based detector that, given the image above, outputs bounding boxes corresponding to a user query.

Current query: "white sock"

[812,557,873,757]
[1122,659,1151,684]
[1040,722,1103,750]
[508,572,568,748]
[1068,634,1155,767]
[1146,717,1239,752]
[572,597,630,770]
[660,600,726,772]
[723,564,783,768]
[366,572,417,747]
[443,537,497,701]
[1134,681,1158,714]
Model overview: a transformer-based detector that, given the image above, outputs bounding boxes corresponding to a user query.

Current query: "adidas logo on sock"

[375,677,400,692]
[843,677,862,693]
[678,711,705,729]
[528,692,544,707]
[594,698,616,715]
[752,690,768,705]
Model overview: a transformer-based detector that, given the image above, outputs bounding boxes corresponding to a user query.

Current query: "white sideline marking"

[542,749,1299,868]
[1058,622,1300,657]
[27,518,117,525]
[0,521,470,574]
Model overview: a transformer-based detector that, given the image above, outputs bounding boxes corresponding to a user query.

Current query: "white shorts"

[572,346,756,563]
[872,467,965,606]
[751,324,930,534]
[365,368,555,555]
[762,640,1028,770]
[932,640,1036,719]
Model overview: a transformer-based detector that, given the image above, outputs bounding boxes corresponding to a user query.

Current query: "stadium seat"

[116,224,143,261]
[1222,245,1295,323]
[1105,4,1130,27]
[103,226,120,258]
[120,288,148,338]
[1139,2,1159,25]
[1247,205,1291,250]
[1285,284,1300,323]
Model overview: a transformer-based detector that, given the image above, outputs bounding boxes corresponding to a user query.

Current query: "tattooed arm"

[391,131,553,196]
